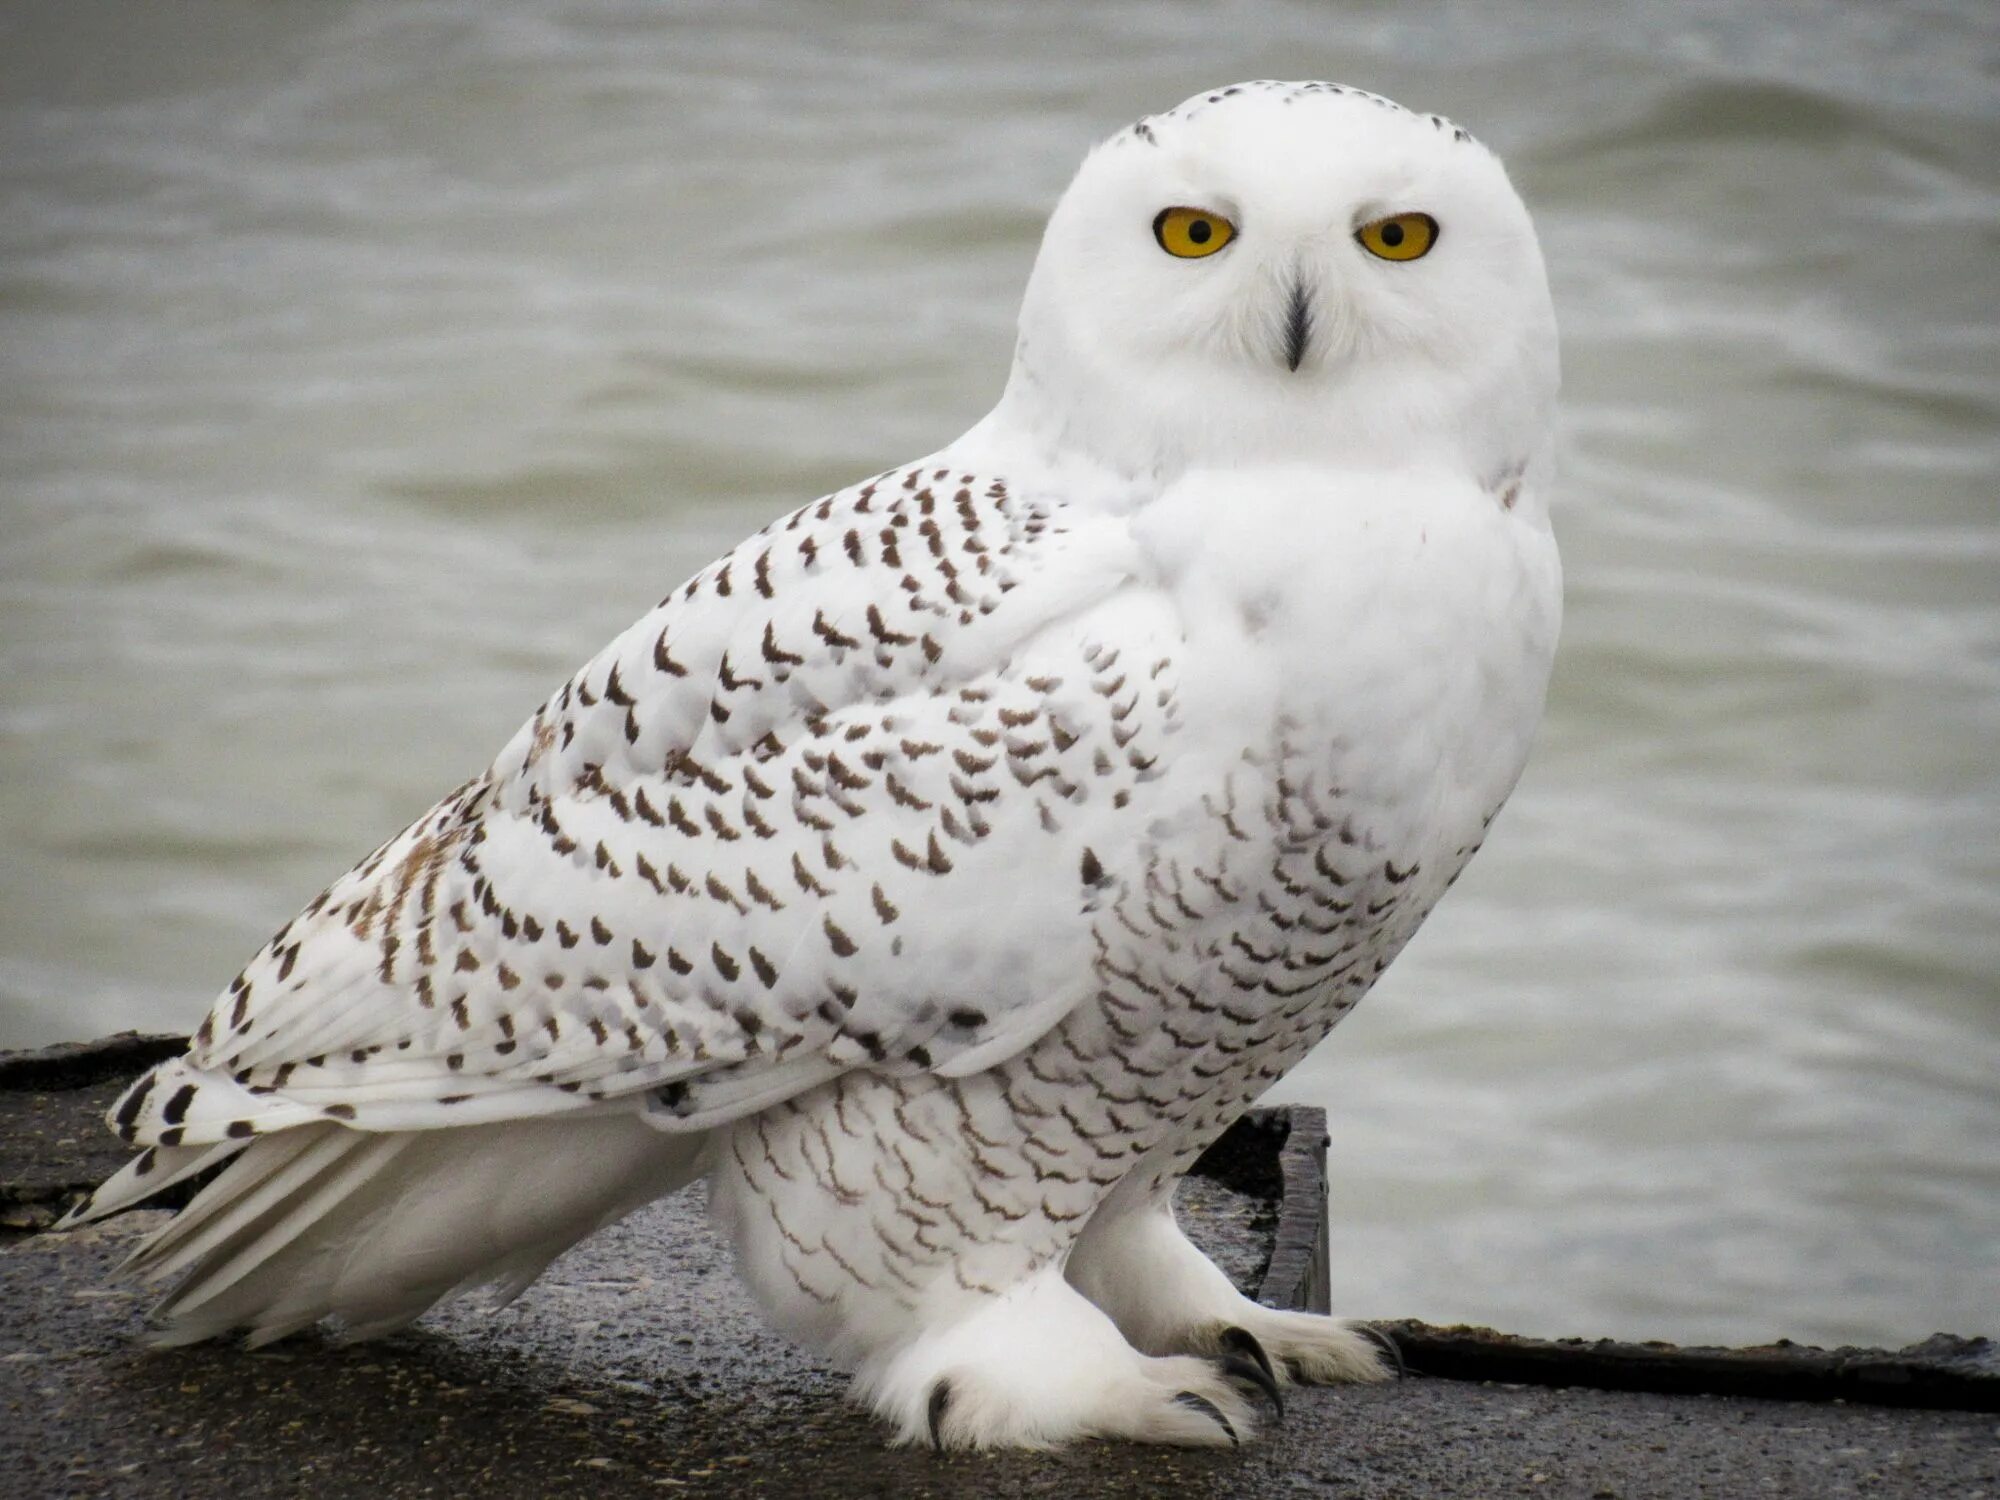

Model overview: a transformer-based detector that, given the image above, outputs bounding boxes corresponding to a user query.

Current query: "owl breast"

[1059,460,1564,1173]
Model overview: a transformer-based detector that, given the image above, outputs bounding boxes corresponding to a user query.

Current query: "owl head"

[993,82,1558,489]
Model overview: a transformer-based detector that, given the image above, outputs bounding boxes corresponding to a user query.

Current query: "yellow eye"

[1356,212,1439,262]
[1153,206,1236,259]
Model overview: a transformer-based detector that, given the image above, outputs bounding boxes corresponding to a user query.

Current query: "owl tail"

[77,1112,710,1347]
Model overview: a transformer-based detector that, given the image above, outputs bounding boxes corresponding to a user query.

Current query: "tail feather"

[118,1128,344,1271]
[141,1131,414,1310]
[91,1111,709,1346]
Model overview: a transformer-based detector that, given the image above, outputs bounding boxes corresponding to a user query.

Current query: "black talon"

[1359,1323,1407,1379]
[926,1379,952,1449]
[1217,1353,1284,1420]
[1219,1326,1280,1391]
[1174,1390,1239,1447]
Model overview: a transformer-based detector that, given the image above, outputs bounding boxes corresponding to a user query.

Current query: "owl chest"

[1083,746,1444,1056]
[1142,479,1558,897]
[1042,499,1557,1147]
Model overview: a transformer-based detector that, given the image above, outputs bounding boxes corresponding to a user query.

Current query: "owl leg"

[851,1262,1278,1449]
[1066,1195,1393,1386]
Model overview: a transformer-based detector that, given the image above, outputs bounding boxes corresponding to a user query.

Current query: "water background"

[3,0,1995,1351]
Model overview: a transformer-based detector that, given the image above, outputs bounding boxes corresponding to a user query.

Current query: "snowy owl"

[64,81,1560,1450]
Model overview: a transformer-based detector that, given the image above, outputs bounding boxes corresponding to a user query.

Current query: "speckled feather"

[112,466,1158,1144]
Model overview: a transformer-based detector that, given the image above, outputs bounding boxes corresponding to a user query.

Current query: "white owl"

[64,81,1561,1450]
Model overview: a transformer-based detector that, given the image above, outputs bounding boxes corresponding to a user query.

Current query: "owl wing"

[107,462,1184,1152]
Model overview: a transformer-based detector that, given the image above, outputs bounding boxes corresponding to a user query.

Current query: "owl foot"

[1185,1308,1393,1386]
[855,1265,1272,1449]
[908,1350,1267,1450]
[1067,1199,1394,1386]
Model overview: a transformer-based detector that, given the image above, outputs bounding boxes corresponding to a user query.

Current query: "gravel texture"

[2,1038,1994,1498]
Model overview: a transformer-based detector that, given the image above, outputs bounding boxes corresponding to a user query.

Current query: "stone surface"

[7,1202,1995,1500]
[2,1037,1995,1498]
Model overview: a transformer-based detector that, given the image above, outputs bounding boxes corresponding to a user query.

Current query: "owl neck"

[969,304,1555,507]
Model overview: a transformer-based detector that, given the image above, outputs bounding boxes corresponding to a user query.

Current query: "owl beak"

[1281,274,1313,373]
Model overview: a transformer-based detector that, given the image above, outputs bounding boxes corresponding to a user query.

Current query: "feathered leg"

[1066,1193,1391,1385]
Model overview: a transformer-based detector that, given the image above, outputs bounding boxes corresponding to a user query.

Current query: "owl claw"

[1172,1390,1239,1446]
[926,1380,952,1449]
[1219,1324,1279,1389]
[1358,1323,1406,1379]
[1216,1351,1284,1420]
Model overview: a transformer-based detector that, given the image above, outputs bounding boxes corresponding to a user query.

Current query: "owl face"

[1006,83,1557,480]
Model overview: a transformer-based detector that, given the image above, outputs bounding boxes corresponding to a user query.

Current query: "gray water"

[3,1,1995,1352]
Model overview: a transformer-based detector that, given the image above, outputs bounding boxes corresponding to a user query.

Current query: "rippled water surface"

[4,1,1996,1350]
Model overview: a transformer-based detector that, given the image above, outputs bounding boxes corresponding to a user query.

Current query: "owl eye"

[1356,212,1438,262]
[1153,206,1236,259]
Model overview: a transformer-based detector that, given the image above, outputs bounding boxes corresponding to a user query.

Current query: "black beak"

[1282,275,1313,373]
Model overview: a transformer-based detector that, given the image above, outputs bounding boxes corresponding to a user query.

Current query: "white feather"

[66,81,1561,1450]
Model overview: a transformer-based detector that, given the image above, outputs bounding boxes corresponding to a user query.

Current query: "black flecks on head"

[1141,80,1478,150]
